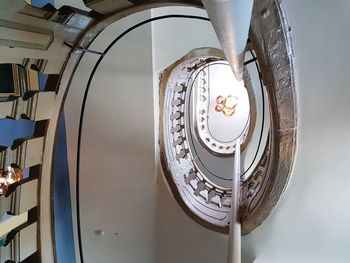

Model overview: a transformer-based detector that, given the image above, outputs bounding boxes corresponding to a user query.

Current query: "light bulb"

[224,95,238,109]
[215,95,238,117]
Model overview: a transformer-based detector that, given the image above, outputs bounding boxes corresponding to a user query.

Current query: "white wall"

[242,0,350,262]
[64,10,154,262]
[65,8,228,263]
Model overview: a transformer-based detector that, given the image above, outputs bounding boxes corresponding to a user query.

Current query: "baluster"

[0,1,96,74]
[0,178,38,219]
[0,136,44,170]
[0,91,55,121]
[0,221,37,262]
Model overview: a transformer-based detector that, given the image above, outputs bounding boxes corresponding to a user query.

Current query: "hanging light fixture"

[0,166,23,195]
[215,95,239,117]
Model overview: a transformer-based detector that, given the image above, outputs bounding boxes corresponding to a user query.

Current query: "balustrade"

[0,1,98,262]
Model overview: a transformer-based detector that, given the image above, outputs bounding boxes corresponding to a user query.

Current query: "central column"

[227,137,241,263]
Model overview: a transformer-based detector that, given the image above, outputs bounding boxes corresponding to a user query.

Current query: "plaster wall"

[242,1,350,262]
[64,8,228,263]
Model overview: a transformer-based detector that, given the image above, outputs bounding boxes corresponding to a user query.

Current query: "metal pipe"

[228,137,241,263]
[201,0,254,80]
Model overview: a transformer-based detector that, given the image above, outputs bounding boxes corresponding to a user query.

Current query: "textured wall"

[242,0,350,262]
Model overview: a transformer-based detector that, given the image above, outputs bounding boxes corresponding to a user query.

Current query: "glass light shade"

[0,167,23,195]
[0,176,8,195]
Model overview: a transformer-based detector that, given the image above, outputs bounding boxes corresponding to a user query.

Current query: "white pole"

[201,0,254,80]
[227,137,241,263]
